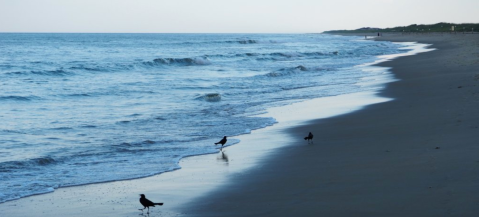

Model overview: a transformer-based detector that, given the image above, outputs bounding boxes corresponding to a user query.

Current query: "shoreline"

[0,91,397,216]
[0,36,414,216]
[3,33,478,216]
[183,33,479,216]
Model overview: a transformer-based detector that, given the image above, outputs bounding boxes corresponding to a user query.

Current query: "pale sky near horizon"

[0,0,478,33]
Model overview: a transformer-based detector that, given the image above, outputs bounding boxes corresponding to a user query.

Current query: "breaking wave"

[196,93,222,102]
[6,69,72,76]
[144,57,211,66]
[0,157,57,172]
[265,65,309,77]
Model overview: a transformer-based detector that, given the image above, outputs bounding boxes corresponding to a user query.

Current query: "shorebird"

[304,132,313,143]
[214,136,227,149]
[139,194,163,214]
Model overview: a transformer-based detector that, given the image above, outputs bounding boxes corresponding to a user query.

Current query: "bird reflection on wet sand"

[217,150,229,164]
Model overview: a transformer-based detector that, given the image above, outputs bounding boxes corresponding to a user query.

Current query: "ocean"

[0,33,405,203]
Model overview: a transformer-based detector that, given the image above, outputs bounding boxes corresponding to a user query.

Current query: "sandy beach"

[183,33,479,216]
[2,33,479,217]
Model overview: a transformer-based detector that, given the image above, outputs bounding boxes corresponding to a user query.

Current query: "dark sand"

[183,34,479,216]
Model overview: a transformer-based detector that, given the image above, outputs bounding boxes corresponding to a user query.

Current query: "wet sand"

[183,33,479,216]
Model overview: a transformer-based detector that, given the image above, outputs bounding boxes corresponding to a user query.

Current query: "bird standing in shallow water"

[139,194,163,214]
[215,136,227,150]
[304,132,313,143]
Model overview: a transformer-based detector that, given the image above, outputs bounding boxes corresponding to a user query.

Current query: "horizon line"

[0,31,323,34]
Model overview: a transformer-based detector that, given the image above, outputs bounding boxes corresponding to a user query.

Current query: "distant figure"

[215,136,227,149]
[139,194,163,214]
[377,32,380,37]
[304,132,313,143]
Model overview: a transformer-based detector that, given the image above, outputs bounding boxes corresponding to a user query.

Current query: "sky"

[0,0,478,33]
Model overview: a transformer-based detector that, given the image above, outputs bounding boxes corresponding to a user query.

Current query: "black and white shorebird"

[139,194,163,214]
[304,132,313,143]
[214,136,227,149]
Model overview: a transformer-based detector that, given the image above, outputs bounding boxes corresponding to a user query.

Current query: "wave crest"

[0,157,57,171]
[236,39,257,44]
[265,65,309,77]
[145,57,211,66]
[196,93,222,102]
[7,69,71,76]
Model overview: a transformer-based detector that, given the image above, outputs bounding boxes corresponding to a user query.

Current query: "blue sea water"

[0,33,405,203]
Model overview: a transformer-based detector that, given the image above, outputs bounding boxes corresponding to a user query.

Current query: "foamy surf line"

[0,40,434,216]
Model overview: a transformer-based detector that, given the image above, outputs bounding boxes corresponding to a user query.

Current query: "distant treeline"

[324,22,479,33]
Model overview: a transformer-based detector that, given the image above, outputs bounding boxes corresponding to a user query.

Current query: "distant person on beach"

[215,136,227,149]
[304,132,313,143]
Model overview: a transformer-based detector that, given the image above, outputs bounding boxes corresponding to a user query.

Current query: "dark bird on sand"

[215,136,227,149]
[304,132,313,143]
[139,194,163,213]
